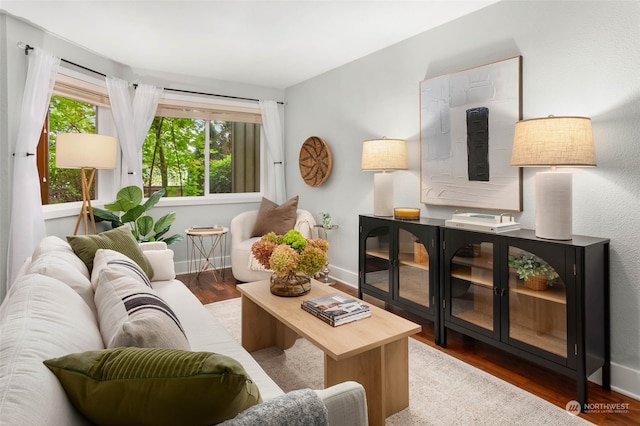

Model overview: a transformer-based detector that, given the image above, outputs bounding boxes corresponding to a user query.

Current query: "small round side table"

[185,227,228,284]
[314,224,338,285]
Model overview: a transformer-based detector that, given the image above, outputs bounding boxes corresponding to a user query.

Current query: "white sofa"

[230,209,317,282]
[0,236,367,425]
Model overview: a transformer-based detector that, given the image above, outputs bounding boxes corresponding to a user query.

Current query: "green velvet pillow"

[67,226,154,280]
[44,347,262,426]
[251,195,299,237]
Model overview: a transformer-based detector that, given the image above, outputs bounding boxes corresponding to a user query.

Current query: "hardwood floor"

[178,270,639,425]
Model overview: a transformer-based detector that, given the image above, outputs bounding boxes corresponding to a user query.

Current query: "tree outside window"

[142,117,260,197]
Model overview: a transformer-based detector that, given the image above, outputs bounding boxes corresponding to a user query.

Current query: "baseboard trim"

[174,256,230,276]
[590,362,640,402]
[327,265,357,289]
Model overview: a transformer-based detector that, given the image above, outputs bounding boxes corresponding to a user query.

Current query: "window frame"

[42,67,118,218]
[42,68,268,221]
[147,91,266,201]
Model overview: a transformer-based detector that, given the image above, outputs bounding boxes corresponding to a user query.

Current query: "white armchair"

[230,209,317,282]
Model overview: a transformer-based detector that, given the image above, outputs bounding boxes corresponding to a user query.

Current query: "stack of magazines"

[301,293,371,327]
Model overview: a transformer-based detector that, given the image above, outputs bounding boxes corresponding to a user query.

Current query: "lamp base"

[73,167,98,235]
[373,172,394,216]
[535,171,572,240]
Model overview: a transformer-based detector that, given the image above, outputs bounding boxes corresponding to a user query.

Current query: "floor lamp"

[56,133,118,235]
[361,137,408,217]
[511,116,596,240]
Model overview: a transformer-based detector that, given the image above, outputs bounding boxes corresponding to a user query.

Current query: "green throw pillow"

[44,347,262,426]
[67,226,154,280]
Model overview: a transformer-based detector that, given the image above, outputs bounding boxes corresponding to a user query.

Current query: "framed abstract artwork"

[420,56,522,211]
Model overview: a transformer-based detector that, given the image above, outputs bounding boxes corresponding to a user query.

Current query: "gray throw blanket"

[220,389,328,426]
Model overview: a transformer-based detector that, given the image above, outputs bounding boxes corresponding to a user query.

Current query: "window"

[39,70,264,207]
[38,71,110,207]
[38,95,97,204]
[145,97,262,198]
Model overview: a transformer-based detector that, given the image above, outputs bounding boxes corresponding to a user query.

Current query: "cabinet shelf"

[454,309,492,331]
[451,252,493,270]
[366,248,389,261]
[451,267,493,288]
[510,324,566,357]
[509,279,567,305]
[398,252,429,270]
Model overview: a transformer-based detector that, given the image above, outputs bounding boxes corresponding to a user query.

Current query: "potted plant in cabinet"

[508,254,559,291]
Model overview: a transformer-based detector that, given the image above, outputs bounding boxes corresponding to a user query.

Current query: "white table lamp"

[56,133,118,235]
[361,137,408,216]
[511,116,596,240]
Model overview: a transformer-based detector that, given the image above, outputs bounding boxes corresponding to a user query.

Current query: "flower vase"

[270,273,311,297]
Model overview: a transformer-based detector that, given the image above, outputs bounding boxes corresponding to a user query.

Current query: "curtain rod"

[19,43,284,105]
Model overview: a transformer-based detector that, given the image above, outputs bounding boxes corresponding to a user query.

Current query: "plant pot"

[524,274,548,291]
[270,273,311,297]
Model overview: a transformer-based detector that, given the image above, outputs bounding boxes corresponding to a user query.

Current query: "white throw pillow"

[143,249,176,281]
[93,249,190,350]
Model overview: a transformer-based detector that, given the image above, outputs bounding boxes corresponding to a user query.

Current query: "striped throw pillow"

[93,249,189,349]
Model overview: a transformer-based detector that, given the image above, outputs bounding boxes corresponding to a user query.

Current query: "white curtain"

[7,48,60,287]
[259,100,286,203]
[106,77,162,188]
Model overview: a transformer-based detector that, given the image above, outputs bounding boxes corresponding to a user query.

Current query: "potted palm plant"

[508,253,559,291]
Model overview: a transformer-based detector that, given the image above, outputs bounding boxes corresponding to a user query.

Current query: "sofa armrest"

[314,381,368,426]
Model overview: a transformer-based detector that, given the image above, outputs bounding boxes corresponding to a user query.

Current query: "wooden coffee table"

[238,279,420,426]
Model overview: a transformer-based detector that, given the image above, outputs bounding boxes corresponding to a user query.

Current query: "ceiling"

[2,1,498,89]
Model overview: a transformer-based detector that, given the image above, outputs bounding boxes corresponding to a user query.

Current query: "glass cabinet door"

[449,242,495,332]
[397,228,430,308]
[363,226,391,295]
[507,247,567,358]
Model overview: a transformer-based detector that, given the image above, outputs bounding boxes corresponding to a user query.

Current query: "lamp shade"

[361,138,408,171]
[511,116,596,167]
[56,133,118,169]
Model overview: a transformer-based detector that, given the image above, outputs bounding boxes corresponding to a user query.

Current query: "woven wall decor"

[299,136,332,187]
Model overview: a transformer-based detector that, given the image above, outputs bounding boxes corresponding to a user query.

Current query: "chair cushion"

[44,347,262,426]
[251,196,299,237]
[92,249,189,350]
[67,225,154,280]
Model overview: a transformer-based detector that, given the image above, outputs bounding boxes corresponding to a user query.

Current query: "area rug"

[205,298,591,425]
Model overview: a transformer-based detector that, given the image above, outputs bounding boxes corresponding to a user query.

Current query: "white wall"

[284,0,640,399]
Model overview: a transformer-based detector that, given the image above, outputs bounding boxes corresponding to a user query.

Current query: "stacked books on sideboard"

[301,293,370,327]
